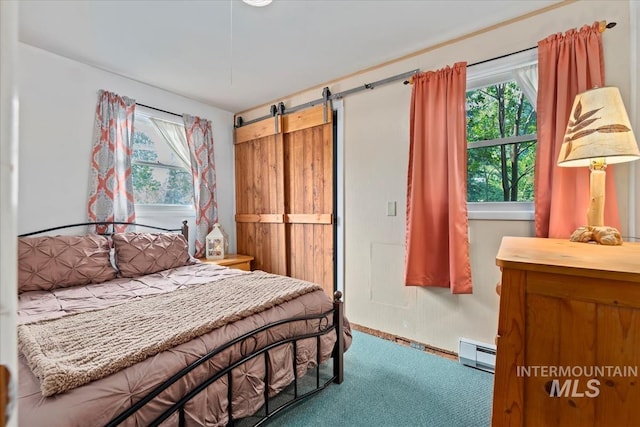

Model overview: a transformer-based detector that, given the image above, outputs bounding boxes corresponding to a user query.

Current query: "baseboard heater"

[458,337,496,374]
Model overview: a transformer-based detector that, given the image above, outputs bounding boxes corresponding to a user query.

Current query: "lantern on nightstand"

[206,223,226,260]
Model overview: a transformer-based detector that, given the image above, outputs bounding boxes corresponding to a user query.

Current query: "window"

[466,50,537,220]
[132,107,193,207]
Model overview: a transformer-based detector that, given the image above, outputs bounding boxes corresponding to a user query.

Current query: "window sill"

[467,202,534,221]
[135,204,195,217]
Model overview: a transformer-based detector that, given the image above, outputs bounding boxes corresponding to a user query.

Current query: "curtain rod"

[403,21,617,85]
[236,68,420,127]
[136,102,182,118]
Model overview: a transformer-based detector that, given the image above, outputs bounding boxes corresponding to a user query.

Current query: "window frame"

[131,106,196,215]
[466,49,537,221]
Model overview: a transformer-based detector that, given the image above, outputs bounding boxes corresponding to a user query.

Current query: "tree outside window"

[131,113,193,206]
[466,80,537,202]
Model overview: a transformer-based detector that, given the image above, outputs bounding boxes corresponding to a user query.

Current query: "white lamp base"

[568,164,623,245]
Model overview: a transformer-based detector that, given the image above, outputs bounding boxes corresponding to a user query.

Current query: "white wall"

[242,0,632,352]
[18,44,237,253]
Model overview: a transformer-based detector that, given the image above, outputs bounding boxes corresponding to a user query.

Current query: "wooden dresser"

[493,237,640,426]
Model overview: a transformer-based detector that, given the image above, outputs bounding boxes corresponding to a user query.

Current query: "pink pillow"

[112,232,191,278]
[18,235,117,293]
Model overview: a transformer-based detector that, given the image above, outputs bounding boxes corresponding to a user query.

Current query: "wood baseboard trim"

[351,323,458,362]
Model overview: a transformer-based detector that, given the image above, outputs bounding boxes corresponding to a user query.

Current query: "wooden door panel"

[234,131,285,274]
[236,222,286,275]
[282,104,331,133]
[284,214,331,224]
[235,136,283,214]
[286,223,333,295]
[557,299,596,426]
[284,124,332,215]
[284,121,334,297]
[492,269,526,426]
[595,305,640,425]
[235,116,279,144]
[523,294,561,426]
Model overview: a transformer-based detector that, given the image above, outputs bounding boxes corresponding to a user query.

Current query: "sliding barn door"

[234,104,335,297]
[235,120,287,276]
[282,106,334,296]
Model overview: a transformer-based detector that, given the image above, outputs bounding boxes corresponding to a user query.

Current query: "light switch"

[387,201,397,216]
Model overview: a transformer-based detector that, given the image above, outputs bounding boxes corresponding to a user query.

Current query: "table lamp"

[557,86,640,245]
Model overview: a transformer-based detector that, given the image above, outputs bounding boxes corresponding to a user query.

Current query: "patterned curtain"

[404,62,472,294]
[87,90,136,234]
[535,22,620,238]
[183,114,218,258]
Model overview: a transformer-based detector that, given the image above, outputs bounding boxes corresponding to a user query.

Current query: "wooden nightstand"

[199,254,254,271]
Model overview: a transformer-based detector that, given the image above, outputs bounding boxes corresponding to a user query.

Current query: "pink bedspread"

[18,263,351,426]
[18,262,246,325]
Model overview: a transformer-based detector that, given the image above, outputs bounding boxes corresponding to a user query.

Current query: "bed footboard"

[106,292,345,427]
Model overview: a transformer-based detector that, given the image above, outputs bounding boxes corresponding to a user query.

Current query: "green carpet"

[267,330,493,427]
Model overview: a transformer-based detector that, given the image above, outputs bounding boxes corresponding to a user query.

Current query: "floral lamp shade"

[558,86,639,167]
[557,86,640,245]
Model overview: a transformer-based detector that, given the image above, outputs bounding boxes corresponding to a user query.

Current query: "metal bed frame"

[18,221,345,427]
[106,293,344,427]
[18,220,189,241]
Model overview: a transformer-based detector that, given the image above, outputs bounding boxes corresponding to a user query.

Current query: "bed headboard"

[18,220,189,242]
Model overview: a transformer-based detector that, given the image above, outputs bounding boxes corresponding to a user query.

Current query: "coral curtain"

[183,114,218,258]
[535,22,620,238]
[87,90,136,234]
[405,62,472,294]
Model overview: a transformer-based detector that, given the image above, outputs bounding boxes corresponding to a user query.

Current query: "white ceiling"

[19,0,561,113]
